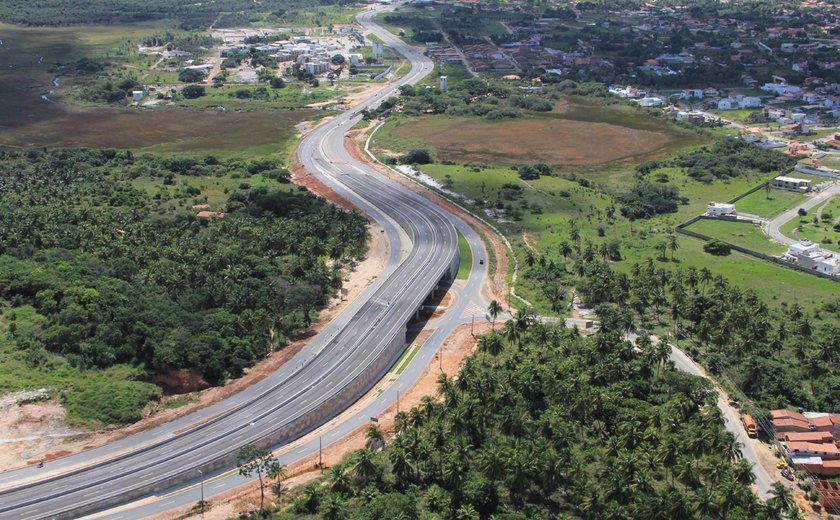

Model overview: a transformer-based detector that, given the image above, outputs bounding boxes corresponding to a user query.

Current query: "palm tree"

[353,449,379,485]
[559,240,572,261]
[456,503,480,520]
[267,459,287,495]
[319,494,346,520]
[390,446,414,484]
[422,484,449,514]
[668,233,680,260]
[657,241,668,260]
[769,482,794,512]
[327,465,351,495]
[502,320,520,348]
[365,423,385,452]
[675,456,700,488]
[488,299,502,330]
[477,333,503,360]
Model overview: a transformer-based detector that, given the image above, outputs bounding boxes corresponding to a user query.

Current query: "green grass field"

[0,306,161,427]
[782,196,840,246]
[456,229,472,280]
[685,218,786,256]
[734,188,807,218]
[372,109,837,315]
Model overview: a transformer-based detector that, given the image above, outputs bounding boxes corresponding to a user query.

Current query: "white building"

[706,202,737,216]
[770,176,812,192]
[637,97,664,107]
[739,96,762,108]
[132,90,144,102]
[680,89,703,99]
[440,75,448,92]
[817,257,840,276]
[349,54,364,66]
[762,83,802,95]
[716,98,735,110]
[784,240,827,269]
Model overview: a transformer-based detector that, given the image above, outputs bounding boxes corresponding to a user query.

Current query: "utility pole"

[396,390,400,415]
[198,469,204,518]
[319,436,323,473]
[470,313,475,337]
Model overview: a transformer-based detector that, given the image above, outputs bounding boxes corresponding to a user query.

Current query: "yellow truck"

[742,414,757,438]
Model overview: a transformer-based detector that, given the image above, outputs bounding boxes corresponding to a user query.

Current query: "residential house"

[787,442,840,459]
[637,97,664,107]
[783,239,827,269]
[771,176,812,192]
[742,127,764,142]
[762,83,802,95]
[680,88,703,99]
[739,96,762,108]
[706,202,737,216]
[716,98,735,110]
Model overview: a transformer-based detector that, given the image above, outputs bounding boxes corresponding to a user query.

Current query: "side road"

[669,345,773,500]
[765,182,840,249]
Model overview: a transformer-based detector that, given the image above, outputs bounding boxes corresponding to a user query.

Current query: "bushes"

[619,181,684,219]
[178,68,206,83]
[510,95,553,112]
[182,85,205,99]
[403,149,432,165]
[518,163,553,180]
[703,239,732,256]
[676,138,796,181]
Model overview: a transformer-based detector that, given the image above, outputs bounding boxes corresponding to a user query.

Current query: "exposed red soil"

[151,322,488,520]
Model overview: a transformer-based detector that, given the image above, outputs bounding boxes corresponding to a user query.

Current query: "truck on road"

[742,414,757,438]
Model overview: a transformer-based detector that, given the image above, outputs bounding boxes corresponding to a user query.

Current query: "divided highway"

[0,5,460,519]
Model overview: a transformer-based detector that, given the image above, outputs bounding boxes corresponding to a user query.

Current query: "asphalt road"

[0,4,488,519]
[765,181,840,250]
[669,346,772,500]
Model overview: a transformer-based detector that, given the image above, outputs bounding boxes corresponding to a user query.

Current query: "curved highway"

[0,5,461,519]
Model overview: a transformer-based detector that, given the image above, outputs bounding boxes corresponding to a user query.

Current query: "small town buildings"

[770,176,812,192]
[787,442,840,459]
[706,202,737,216]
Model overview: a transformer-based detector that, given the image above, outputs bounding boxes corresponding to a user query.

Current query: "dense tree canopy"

[276,322,782,519]
[0,149,368,392]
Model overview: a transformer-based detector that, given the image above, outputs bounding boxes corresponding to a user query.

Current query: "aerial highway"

[0,4,485,519]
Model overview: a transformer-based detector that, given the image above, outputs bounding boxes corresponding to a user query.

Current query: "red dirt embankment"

[151,323,488,520]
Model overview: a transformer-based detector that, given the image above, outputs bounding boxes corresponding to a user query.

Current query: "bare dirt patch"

[0,76,310,153]
[390,115,673,166]
[151,322,488,520]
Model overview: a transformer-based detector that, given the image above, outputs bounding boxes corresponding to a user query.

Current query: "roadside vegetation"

[367,68,839,414]
[269,321,792,519]
[0,148,368,426]
[0,0,359,29]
